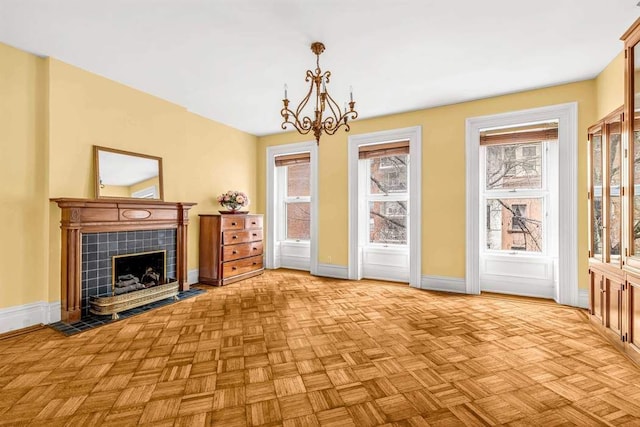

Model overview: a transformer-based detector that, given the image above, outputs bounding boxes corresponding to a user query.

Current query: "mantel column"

[61,225,82,323]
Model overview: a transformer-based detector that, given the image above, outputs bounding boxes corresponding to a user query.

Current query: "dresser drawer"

[245,216,263,230]
[222,255,263,278]
[222,241,263,261]
[223,229,263,245]
[221,216,245,230]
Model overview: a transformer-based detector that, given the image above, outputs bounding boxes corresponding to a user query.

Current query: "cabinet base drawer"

[223,255,263,279]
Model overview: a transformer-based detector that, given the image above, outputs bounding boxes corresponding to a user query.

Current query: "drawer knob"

[253,262,257,265]
[252,221,256,225]
[232,250,238,254]
[231,222,237,226]
[232,266,237,271]
[232,235,238,239]
[252,247,257,251]
[252,233,257,237]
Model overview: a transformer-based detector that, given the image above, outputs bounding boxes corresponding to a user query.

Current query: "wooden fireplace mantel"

[52,198,196,323]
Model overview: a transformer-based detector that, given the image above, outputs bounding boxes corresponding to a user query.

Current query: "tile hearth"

[49,288,204,336]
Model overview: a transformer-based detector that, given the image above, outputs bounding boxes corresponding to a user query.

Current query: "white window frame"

[276,165,312,242]
[361,155,410,248]
[348,126,422,287]
[480,140,556,256]
[466,102,578,306]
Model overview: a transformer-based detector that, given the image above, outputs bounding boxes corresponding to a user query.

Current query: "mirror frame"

[94,145,164,201]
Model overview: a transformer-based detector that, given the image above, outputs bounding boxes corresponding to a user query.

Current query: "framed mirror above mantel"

[94,145,164,200]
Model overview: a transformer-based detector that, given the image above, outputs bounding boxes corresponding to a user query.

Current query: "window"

[361,142,409,246]
[481,121,557,253]
[275,153,311,241]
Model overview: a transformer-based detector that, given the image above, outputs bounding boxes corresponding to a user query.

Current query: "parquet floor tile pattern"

[1,270,639,426]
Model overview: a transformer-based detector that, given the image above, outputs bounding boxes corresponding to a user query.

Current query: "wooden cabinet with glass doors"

[622,18,640,364]
[588,107,624,348]
[588,18,640,364]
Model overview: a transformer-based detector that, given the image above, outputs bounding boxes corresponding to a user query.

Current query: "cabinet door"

[626,277,640,359]
[588,127,604,261]
[624,20,640,266]
[606,278,624,338]
[590,270,605,324]
[606,113,623,266]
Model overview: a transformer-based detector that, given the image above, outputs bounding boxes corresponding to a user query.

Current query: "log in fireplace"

[52,198,196,323]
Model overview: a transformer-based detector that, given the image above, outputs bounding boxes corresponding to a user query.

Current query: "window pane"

[287,163,310,197]
[369,201,407,245]
[369,155,408,194]
[286,202,310,240]
[486,143,542,190]
[485,198,543,252]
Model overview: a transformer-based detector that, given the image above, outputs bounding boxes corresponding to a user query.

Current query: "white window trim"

[466,102,578,306]
[348,126,422,287]
[266,141,318,274]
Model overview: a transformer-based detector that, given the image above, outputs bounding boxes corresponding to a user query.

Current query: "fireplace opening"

[90,248,179,320]
[112,250,167,295]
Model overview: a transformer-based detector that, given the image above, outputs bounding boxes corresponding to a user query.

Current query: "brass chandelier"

[281,42,358,144]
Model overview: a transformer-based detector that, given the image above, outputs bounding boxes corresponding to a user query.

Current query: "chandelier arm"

[280,107,313,134]
[322,91,344,131]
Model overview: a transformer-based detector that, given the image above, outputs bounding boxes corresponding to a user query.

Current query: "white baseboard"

[280,256,311,272]
[420,275,467,293]
[188,269,199,285]
[577,289,589,309]
[0,301,61,334]
[316,263,349,280]
[362,265,409,284]
[480,275,555,300]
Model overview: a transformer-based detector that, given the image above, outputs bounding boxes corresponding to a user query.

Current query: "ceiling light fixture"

[281,42,358,145]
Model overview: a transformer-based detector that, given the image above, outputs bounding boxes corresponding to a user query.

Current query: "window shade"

[359,140,409,159]
[480,122,558,146]
[274,152,310,167]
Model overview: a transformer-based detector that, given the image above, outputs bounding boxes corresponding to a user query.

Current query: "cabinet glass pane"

[610,122,622,260]
[592,133,603,258]
[634,44,640,253]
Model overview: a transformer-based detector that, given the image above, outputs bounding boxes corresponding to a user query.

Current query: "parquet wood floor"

[1,270,639,426]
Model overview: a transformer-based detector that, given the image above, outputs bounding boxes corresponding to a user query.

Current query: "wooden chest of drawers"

[198,214,264,286]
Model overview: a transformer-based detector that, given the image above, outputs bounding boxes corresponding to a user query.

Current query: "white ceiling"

[0,1,638,136]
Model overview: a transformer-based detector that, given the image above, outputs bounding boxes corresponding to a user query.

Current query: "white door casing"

[465,103,578,306]
[266,141,318,275]
[348,126,422,286]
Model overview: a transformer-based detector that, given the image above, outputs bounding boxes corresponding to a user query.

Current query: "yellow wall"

[258,81,597,287]
[0,43,49,308]
[0,37,626,311]
[596,51,625,118]
[0,44,257,309]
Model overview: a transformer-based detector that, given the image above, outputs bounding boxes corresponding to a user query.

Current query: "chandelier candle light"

[281,42,358,145]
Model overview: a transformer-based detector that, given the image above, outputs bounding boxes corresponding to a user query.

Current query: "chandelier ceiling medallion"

[281,42,358,145]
